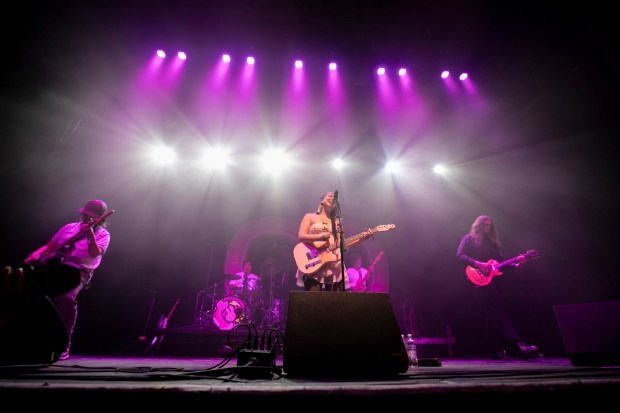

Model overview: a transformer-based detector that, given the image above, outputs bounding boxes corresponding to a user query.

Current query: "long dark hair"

[470,215,500,248]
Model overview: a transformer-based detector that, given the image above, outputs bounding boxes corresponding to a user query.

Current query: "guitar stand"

[146,298,181,355]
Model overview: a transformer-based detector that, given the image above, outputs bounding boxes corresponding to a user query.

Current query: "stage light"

[384,160,400,174]
[260,148,290,175]
[332,158,345,170]
[199,147,231,170]
[149,145,177,166]
[433,164,448,175]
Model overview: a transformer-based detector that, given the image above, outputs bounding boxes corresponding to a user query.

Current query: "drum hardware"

[259,298,284,330]
[193,282,222,328]
[258,269,286,330]
[240,275,261,323]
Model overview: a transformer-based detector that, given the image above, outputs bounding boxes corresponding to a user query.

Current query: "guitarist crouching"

[19,199,112,361]
[456,215,541,361]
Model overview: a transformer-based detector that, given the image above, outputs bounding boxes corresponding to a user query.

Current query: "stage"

[2,293,619,406]
[1,354,619,406]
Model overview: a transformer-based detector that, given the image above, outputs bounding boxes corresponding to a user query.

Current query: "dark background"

[1,1,618,357]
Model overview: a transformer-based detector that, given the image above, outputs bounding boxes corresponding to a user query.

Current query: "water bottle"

[405,333,418,367]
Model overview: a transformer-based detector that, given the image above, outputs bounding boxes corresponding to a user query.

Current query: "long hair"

[315,195,324,214]
[470,215,500,248]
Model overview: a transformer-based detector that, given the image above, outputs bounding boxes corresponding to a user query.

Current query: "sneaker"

[58,351,70,361]
[514,342,540,359]
[490,348,507,361]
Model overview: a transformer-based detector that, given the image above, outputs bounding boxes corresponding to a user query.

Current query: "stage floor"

[1,354,619,406]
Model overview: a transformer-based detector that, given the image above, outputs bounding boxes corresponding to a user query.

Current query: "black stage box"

[554,300,620,367]
[283,292,409,377]
[0,295,68,365]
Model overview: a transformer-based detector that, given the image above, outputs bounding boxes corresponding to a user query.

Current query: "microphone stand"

[332,198,346,291]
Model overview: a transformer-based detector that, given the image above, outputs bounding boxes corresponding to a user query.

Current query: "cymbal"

[222,274,242,280]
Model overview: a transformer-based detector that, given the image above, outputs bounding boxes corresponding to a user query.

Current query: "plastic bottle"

[405,333,418,367]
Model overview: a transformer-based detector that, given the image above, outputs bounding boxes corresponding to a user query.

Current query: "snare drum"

[213,295,246,330]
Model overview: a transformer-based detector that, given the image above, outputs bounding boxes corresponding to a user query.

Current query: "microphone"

[334,190,338,202]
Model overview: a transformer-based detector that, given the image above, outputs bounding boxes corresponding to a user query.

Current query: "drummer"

[226,260,261,323]
[226,260,260,297]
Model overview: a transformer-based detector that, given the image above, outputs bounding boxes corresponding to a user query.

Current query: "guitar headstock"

[372,250,385,266]
[524,249,540,259]
[373,224,396,232]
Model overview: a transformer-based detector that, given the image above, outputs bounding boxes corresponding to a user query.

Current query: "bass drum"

[213,295,246,330]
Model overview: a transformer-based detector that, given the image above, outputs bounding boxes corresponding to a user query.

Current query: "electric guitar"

[293,224,395,274]
[465,249,539,287]
[352,250,385,292]
[31,210,115,266]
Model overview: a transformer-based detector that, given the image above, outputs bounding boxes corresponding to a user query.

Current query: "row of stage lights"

[155,49,469,80]
[147,144,450,176]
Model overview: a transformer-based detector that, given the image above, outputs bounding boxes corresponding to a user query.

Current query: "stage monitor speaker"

[0,295,68,365]
[283,291,408,377]
[553,300,620,367]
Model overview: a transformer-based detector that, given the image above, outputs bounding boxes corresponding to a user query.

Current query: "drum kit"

[194,272,287,331]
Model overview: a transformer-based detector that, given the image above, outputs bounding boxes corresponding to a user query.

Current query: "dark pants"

[472,283,520,351]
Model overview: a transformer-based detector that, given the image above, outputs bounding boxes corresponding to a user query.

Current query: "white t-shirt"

[227,272,260,293]
[346,267,369,290]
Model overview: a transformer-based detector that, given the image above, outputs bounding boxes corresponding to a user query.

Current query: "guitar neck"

[355,251,384,291]
[498,253,528,269]
[57,231,87,252]
[49,210,115,258]
[343,229,373,248]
